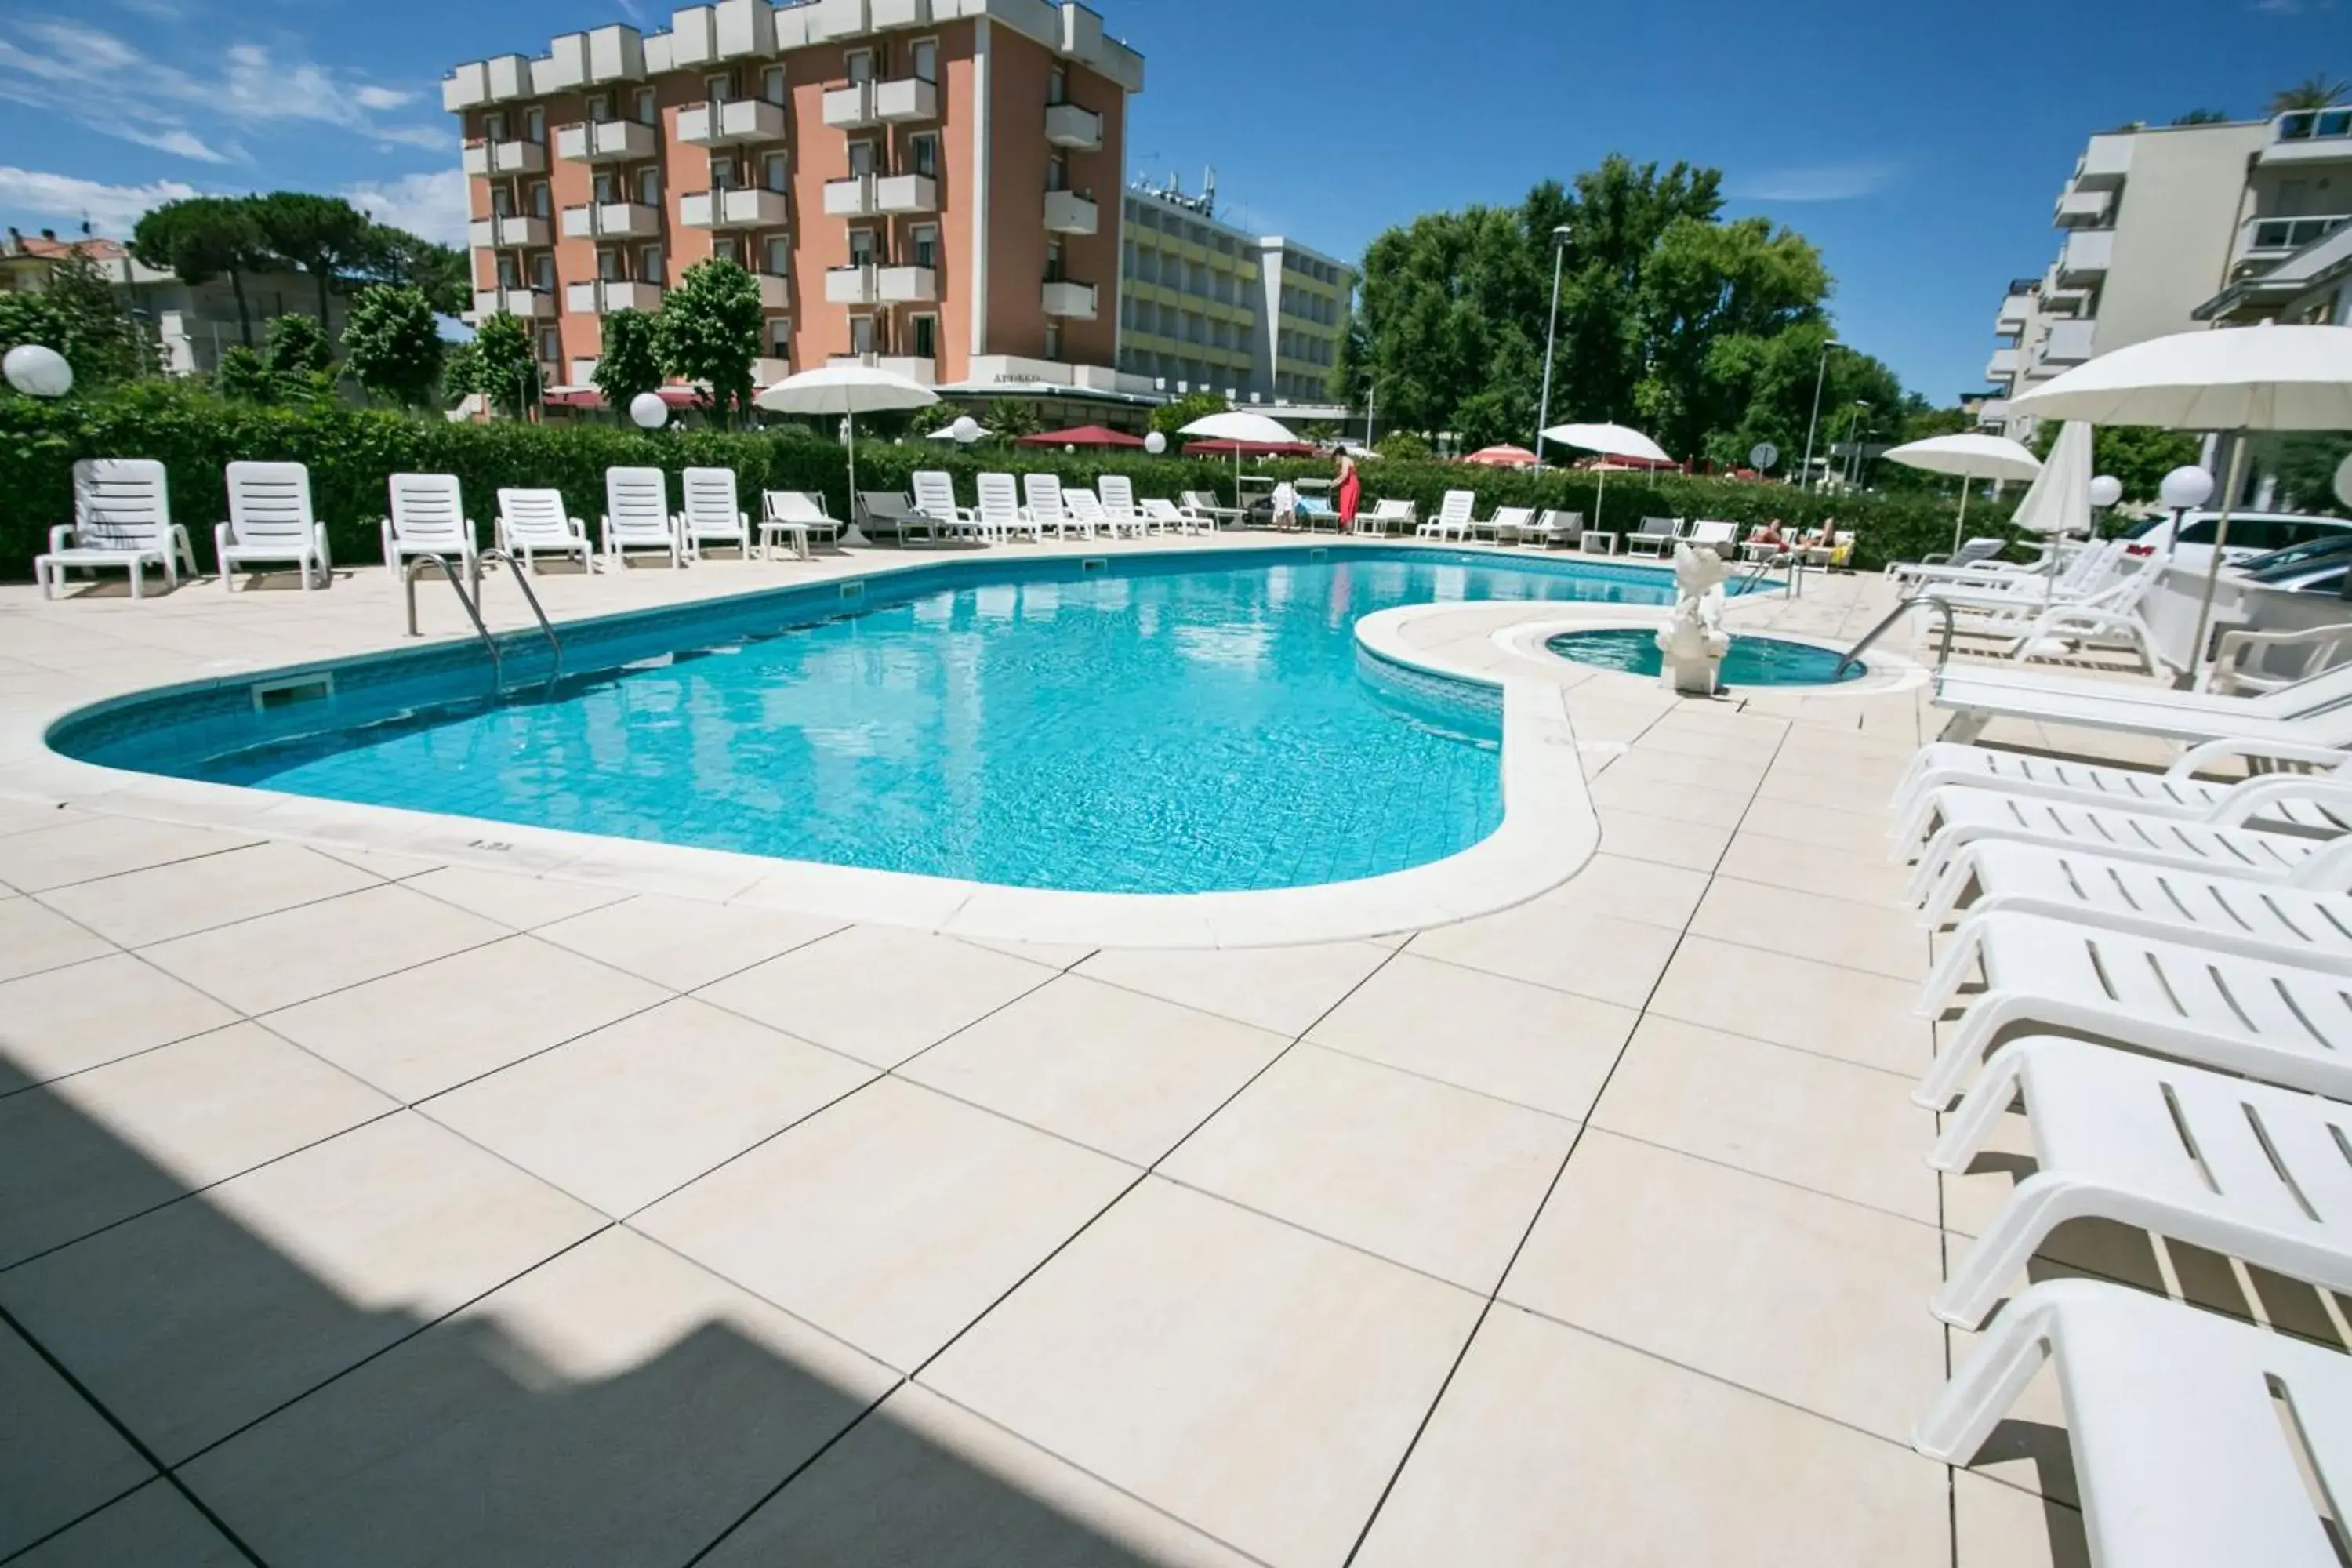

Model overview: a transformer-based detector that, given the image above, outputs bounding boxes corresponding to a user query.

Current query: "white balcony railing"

[2042,318,2096,364]
[461,139,546,177]
[754,270,789,309]
[473,287,554,319]
[1044,190,1098,234]
[679,187,790,228]
[2057,227,2112,281]
[2054,187,2112,227]
[1044,102,1102,149]
[677,97,787,146]
[1985,347,2020,379]
[754,356,793,387]
[2238,212,2351,257]
[559,201,660,240]
[564,279,664,314]
[467,214,550,249]
[825,264,878,305]
[2260,107,2352,165]
[873,78,937,122]
[873,173,936,214]
[822,82,877,129]
[823,176,873,217]
[1041,279,1098,319]
[827,352,935,386]
[877,264,936,302]
[554,119,657,163]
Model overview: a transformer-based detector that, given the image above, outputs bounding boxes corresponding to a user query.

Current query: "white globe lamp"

[2333,452,2352,511]
[628,391,670,430]
[2158,465,2214,512]
[2086,474,2122,510]
[951,414,981,445]
[1063,443,1076,455]
[1143,430,1167,456]
[3,343,73,398]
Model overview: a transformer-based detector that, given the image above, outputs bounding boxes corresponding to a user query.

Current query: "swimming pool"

[53,548,1712,895]
[1545,626,1863,687]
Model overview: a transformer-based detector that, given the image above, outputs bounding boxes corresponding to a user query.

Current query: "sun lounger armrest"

[2205,775,2352,827]
[2166,736,2352,779]
[47,524,75,553]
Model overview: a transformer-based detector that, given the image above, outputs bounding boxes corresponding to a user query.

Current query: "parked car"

[2232,532,2352,586]
[2119,509,2352,573]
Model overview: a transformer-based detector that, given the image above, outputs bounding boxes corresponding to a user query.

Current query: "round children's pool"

[1545,626,1864,686]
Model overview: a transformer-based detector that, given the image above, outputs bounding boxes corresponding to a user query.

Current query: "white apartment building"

[2195,105,2352,328]
[1117,177,1353,412]
[1983,110,2350,438]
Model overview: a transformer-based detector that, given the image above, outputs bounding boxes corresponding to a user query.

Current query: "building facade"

[1981,111,2350,438]
[2194,107,2352,329]
[443,0,1154,411]
[1116,178,1353,412]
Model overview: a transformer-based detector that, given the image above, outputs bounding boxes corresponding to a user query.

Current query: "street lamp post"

[1798,338,1843,494]
[1533,223,1573,471]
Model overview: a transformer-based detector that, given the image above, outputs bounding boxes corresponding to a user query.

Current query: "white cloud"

[343,169,468,249]
[0,165,199,230]
[352,85,412,111]
[1728,160,1903,202]
[119,125,230,163]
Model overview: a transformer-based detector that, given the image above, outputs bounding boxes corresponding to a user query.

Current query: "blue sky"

[0,0,2339,399]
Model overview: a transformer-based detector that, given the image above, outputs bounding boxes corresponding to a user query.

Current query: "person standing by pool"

[1335,453,1361,532]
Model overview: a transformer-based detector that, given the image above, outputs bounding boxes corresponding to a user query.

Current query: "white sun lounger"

[1918,539,2123,608]
[1417,489,1477,540]
[1915,837,2352,964]
[973,473,1037,543]
[1929,1036,2352,1329]
[1915,1276,2352,1567]
[1887,535,2007,585]
[1179,490,1241,530]
[1479,506,1536,543]
[1893,746,2352,847]
[1902,784,2352,906]
[1623,516,1682,557]
[1686,518,1739,552]
[495,488,592,572]
[910,470,984,543]
[1354,498,1416,537]
[1913,909,2352,1109]
[1933,658,2352,750]
[678,467,750,559]
[219,461,331,590]
[1948,564,2171,675]
[1096,474,1151,535]
[1022,472,1078,539]
[601,466,681,568]
[760,492,844,558]
[38,459,196,599]
[381,473,478,575]
[1139,497,1197,535]
[1062,488,1116,538]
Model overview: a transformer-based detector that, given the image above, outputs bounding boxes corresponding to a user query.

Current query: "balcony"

[461,139,547,177]
[472,287,554,319]
[2057,227,2112,282]
[554,118,656,163]
[679,187,789,229]
[822,77,938,129]
[2261,108,2352,165]
[1994,295,2032,333]
[559,201,660,240]
[825,264,878,305]
[2042,318,2096,365]
[873,173,936,214]
[1974,398,2011,427]
[826,352,934,386]
[1044,190,1098,235]
[753,270,789,308]
[877,264,936,302]
[1041,279,1098,319]
[564,279,665,314]
[677,97,787,146]
[823,176,872,217]
[1044,102,1102,151]
[1985,347,2020,379]
[822,82,875,128]
[2054,187,2112,227]
[753,356,793,387]
[2238,212,2351,260]
[467,214,550,250]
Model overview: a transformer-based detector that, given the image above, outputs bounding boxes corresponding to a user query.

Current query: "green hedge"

[1,383,2010,577]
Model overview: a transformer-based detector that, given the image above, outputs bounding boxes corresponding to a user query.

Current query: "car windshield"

[2241,535,2352,579]
[2120,517,2165,540]
[2296,569,2348,597]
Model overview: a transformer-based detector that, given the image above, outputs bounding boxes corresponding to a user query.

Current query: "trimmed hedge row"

[1,384,2009,577]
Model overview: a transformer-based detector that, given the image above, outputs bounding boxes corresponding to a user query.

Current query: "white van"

[2119,510,2352,574]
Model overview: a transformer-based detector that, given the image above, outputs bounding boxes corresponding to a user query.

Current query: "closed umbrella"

[1879,432,2044,554]
[756,365,939,545]
[1181,410,1301,511]
[2005,421,2093,608]
[2008,323,2352,670]
[1537,421,1669,535]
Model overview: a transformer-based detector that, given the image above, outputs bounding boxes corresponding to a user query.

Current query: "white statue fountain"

[1657,542,1732,696]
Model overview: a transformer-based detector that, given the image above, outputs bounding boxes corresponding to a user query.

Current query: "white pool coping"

[4,540,1625,949]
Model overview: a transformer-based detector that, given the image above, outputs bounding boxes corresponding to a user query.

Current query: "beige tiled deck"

[0,545,2129,1565]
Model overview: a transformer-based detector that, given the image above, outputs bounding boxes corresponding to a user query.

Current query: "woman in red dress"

[1335,453,1361,531]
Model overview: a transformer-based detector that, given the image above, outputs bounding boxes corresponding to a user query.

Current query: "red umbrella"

[1463,444,1538,468]
[1013,424,1147,448]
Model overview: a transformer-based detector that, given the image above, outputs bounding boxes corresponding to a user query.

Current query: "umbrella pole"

[1594,466,1608,536]
[840,409,869,548]
[2187,436,2250,679]
[1951,477,1970,556]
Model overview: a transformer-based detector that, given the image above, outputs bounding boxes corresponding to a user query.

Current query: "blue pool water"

[1545,627,1862,687]
[57,549,1715,894]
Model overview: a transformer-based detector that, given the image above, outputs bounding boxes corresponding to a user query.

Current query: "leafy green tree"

[464,311,541,419]
[252,192,376,325]
[2032,421,2202,502]
[0,250,152,389]
[655,258,762,427]
[989,399,1044,438]
[357,226,470,315]
[213,344,274,402]
[2272,77,2348,113]
[341,285,444,408]
[1149,389,1227,437]
[1374,431,1431,461]
[266,312,335,379]
[131,196,270,347]
[591,308,664,416]
[2172,109,2231,125]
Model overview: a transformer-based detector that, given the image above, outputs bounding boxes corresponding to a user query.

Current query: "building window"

[849,314,876,354]
[531,254,555,292]
[704,71,732,104]
[1047,65,1066,105]
[633,86,655,124]
[1044,239,1063,284]
[1044,321,1062,359]
[764,234,789,274]
[537,327,559,361]
[760,64,786,104]
[910,133,938,179]
[911,313,936,358]
[845,49,873,85]
[911,223,938,269]
[484,110,506,142]
[523,106,545,143]
[762,151,787,192]
[848,140,877,177]
[712,235,740,265]
[593,170,619,204]
[639,245,664,286]
[770,318,792,359]
[496,253,519,289]
[637,165,661,205]
[490,183,514,218]
[597,246,622,281]
[529,180,551,219]
[1046,151,1068,193]
[911,38,936,84]
[587,93,611,123]
[848,227,876,266]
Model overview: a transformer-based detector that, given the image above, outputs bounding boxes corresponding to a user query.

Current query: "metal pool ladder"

[1833,593,1957,679]
[403,550,563,690]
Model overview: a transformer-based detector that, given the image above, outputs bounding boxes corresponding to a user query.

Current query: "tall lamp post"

[1533,223,1573,472]
[1798,338,1844,494]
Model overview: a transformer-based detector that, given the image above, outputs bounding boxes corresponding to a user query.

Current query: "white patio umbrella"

[1879,431,2043,554]
[1180,410,1301,509]
[1537,421,1670,535]
[2009,324,2352,670]
[2005,421,2093,608]
[755,364,939,544]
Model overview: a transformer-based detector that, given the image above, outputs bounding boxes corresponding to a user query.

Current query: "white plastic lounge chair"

[1915,837,2352,966]
[381,473,477,575]
[1888,535,2006,585]
[1686,519,1739,553]
[909,470,983,543]
[1949,564,2171,675]
[1417,490,1477,540]
[1915,1275,2352,1567]
[1929,1036,2352,1329]
[217,461,331,591]
[972,473,1037,543]
[760,492,845,558]
[1179,490,1241,530]
[1921,539,2125,609]
[1623,516,1681,557]
[1515,509,1582,548]
[495,488,592,572]
[601,466,682,568]
[1480,506,1536,543]
[1912,909,2352,1110]
[1138,497,1196,535]
[1062,488,1117,538]
[1096,474,1151,535]
[38,459,195,599]
[1893,743,2352,846]
[1933,658,2352,749]
[678,467,750,559]
[1354,498,1416,537]
[1022,472,1076,539]
[2207,624,2352,696]
[1903,784,2352,906]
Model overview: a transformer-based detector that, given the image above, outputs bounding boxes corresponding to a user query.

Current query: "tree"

[463,311,540,419]
[592,308,664,416]
[989,399,1044,438]
[2033,421,2201,502]
[1374,431,1430,462]
[213,345,274,402]
[1149,389,1226,437]
[655,258,762,427]
[342,285,445,408]
[252,192,376,326]
[266,312,336,378]
[357,226,470,315]
[0,249,152,389]
[131,197,269,347]
[2172,109,2231,125]
[2272,77,2348,113]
